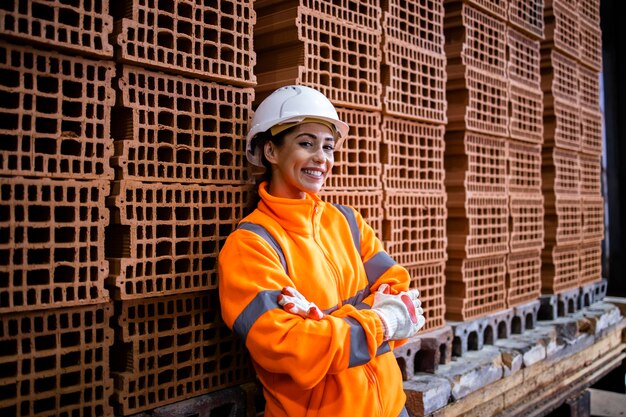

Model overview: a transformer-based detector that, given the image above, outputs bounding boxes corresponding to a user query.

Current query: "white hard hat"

[246,85,350,167]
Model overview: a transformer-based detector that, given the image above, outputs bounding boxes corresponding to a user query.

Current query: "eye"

[323,144,335,151]
[298,141,313,148]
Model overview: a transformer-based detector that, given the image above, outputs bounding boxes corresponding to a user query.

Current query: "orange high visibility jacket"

[218,183,412,417]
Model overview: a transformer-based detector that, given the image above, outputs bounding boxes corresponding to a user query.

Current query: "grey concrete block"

[404,374,452,416]
[437,346,503,400]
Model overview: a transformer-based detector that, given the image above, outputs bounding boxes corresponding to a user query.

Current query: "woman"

[218,85,425,417]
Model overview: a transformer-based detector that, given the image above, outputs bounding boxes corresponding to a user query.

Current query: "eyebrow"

[295,132,335,142]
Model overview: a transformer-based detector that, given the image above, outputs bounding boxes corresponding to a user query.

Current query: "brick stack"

[107,1,256,415]
[0,2,115,416]
[444,0,509,321]
[444,0,547,320]
[380,0,448,332]
[505,1,546,307]
[541,0,603,294]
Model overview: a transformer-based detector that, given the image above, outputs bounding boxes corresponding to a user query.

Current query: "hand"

[371,284,425,341]
[277,286,324,320]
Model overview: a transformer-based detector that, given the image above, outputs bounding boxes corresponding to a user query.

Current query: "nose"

[312,144,326,163]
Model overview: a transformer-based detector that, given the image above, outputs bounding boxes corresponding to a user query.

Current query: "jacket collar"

[256,182,324,236]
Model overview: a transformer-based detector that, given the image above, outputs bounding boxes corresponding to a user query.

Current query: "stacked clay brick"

[105,1,258,414]
[541,0,603,294]
[444,0,546,321]
[254,0,448,333]
[380,0,448,332]
[0,2,115,415]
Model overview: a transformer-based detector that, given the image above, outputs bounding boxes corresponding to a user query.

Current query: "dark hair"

[246,130,286,213]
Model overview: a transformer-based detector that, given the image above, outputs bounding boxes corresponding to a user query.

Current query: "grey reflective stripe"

[238,222,288,275]
[343,287,369,307]
[343,316,372,367]
[233,289,282,342]
[376,342,390,356]
[333,204,360,253]
[364,252,396,285]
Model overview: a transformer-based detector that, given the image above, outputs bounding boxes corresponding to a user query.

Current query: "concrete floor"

[589,388,626,417]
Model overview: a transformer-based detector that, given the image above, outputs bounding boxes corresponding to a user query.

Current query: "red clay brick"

[445,255,507,321]
[507,0,545,40]
[445,131,507,194]
[509,83,543,144]
[447,193,509,259]
[543,0,580,60]
[0,177,109,312]
[324,108,382,190]
[541,49,579,104]
[541,243,579,294]
[383,0,445,54]
[113,65,253,184]
[578,0,600,24]
[0,303,113,416]
[447,66,509,137]
[506,250,542,308]
[544,195,582,246]
[382,41,447,123]
[254,6,382,110]
[579,18,602,71]
[106,181,250,300]
[405,262,446,333]
[383,117,445,193]
[507,140,542,193]
[582,196,604,242]
[114,0,256,86]
[509,193,545,253]
[318,188,384,240]
[111,292,255,415]
[0,0,113,57]
[578,65,601,111]
[543,146,580,196]
[579,153,601,196]
[544,96,581,151]
[507,27,542,89]
[445,3,507,77]
[383,191,447,266]
[580,108,603,156]
[579,240,602,286]
[0,41,115,180]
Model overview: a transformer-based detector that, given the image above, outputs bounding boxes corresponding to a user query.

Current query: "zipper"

[312,202,344,305]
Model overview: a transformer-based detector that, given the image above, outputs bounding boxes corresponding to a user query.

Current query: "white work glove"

[371,284,425,341]
[277,286,324,320]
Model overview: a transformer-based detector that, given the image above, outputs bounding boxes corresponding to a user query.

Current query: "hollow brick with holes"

[113,0,256,86]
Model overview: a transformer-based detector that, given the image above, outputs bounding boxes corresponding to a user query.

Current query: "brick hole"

[511,316,522,334]
[439,343,447,364]
[468,331,478,350]
[414,348,436,374]
[583,293,591,307]
[483,325,494,345]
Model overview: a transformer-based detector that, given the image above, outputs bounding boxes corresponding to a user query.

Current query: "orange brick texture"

[541,0,603,293]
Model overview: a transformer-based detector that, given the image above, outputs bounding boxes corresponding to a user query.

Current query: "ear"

[264,141,278,164]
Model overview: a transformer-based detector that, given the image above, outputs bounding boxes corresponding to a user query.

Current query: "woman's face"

[265,122,336,199]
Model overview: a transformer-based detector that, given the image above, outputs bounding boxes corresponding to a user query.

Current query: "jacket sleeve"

[218,229,385,390]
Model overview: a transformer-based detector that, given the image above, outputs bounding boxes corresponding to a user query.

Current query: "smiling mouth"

[302,169,324,178]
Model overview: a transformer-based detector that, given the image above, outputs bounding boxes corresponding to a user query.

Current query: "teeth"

[303,169,322,177]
